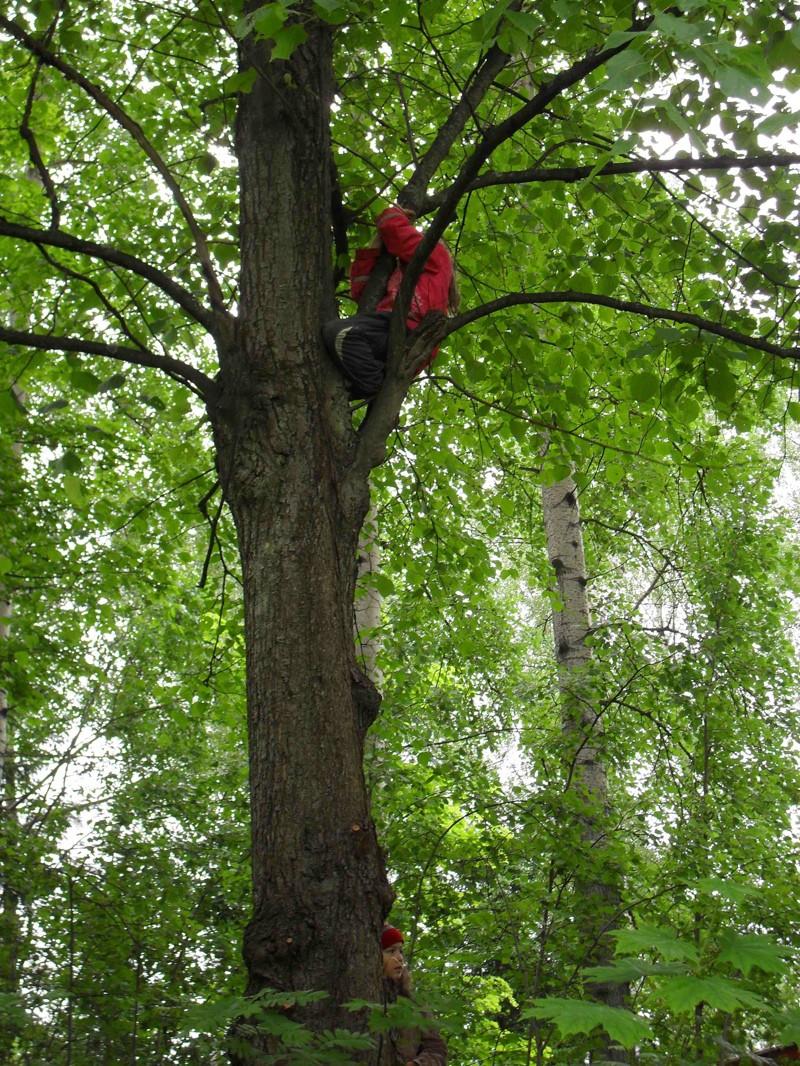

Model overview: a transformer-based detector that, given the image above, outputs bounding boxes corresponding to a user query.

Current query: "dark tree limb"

[420,152,800,211]
[357,5,521,313]
[0,14,229,317]
[35,245,151,351]
[0,216,217,333]
[350,312,449,481]
[392,14,654,339]
[0,325,216,397]
[446,290,800,361]
[19,3,65,228]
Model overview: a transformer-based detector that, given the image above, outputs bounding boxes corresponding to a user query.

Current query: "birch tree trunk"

[541,475,628,1063]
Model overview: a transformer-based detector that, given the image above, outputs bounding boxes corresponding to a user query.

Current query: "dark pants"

[322,313,391,399]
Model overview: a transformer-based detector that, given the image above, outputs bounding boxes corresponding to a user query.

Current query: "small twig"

[20,4,65,228]
[393,71,419,166]
[204,567,227,686]
[0,14,229,317]
[198,480,223,589]
[111,467,214,534]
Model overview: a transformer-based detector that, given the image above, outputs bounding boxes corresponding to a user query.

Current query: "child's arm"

[349,246,380,300]
[375,205,423,263]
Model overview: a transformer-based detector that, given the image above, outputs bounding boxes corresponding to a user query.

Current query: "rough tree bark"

[212,14,396,1060]
[541,475,628,1063]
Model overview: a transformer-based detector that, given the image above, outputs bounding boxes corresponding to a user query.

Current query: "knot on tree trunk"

[351,667,381,732]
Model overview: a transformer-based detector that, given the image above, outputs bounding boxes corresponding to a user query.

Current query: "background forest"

[2,0,800,1063]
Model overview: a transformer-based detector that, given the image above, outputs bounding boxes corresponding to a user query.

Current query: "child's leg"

[322,314,390,398]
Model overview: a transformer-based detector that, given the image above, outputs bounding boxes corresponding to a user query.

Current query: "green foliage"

[2,0,800,1062]
[523,998,653,1047]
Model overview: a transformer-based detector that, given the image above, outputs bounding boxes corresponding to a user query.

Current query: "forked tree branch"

[393,16,653,343]
[446,290,800,361]
[357,4,522,312]
[400,4,524,207]
[0,325,217,397]
[420,152,800,211]
[357,16,651,467]
[0,216,216,332]
[0,14,229,317]
[36,243,149,350]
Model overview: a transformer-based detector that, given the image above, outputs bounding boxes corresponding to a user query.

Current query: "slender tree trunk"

[214,12,393,1059]
[66,872,75,1066]
[541,476,628,1063]
[355,499,384,691]
[0,386,24,1065]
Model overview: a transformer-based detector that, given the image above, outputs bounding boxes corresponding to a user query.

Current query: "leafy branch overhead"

[1,1,798,395]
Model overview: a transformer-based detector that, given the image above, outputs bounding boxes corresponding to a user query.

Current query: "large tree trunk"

[542,476,628,1063]
[212,12,393,1059]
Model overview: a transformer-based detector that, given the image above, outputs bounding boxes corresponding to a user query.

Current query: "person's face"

[382,942,405,980]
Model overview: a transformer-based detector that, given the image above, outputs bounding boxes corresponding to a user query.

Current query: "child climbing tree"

[1,1,800,1061]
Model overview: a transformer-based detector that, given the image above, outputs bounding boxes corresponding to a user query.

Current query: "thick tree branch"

[0,15,229,317]
[350,313,448,480]
[393,17,653,337]
[446,290,800,361]
[420,152,800,211]
[357,8,520,312]
[0,216,216,333]
[0,325,216,397]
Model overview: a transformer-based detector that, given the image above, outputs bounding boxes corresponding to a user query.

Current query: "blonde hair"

[439,240,460,316]
[447,270,460,316]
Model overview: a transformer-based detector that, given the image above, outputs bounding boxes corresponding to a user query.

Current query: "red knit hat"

[381,925,404,949]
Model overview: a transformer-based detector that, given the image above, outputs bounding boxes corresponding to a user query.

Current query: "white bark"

[354,497,384,691]
[542,475,608,807]
[541,475,628,1059]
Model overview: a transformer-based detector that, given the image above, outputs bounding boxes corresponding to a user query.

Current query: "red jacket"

[350,207,453,367]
